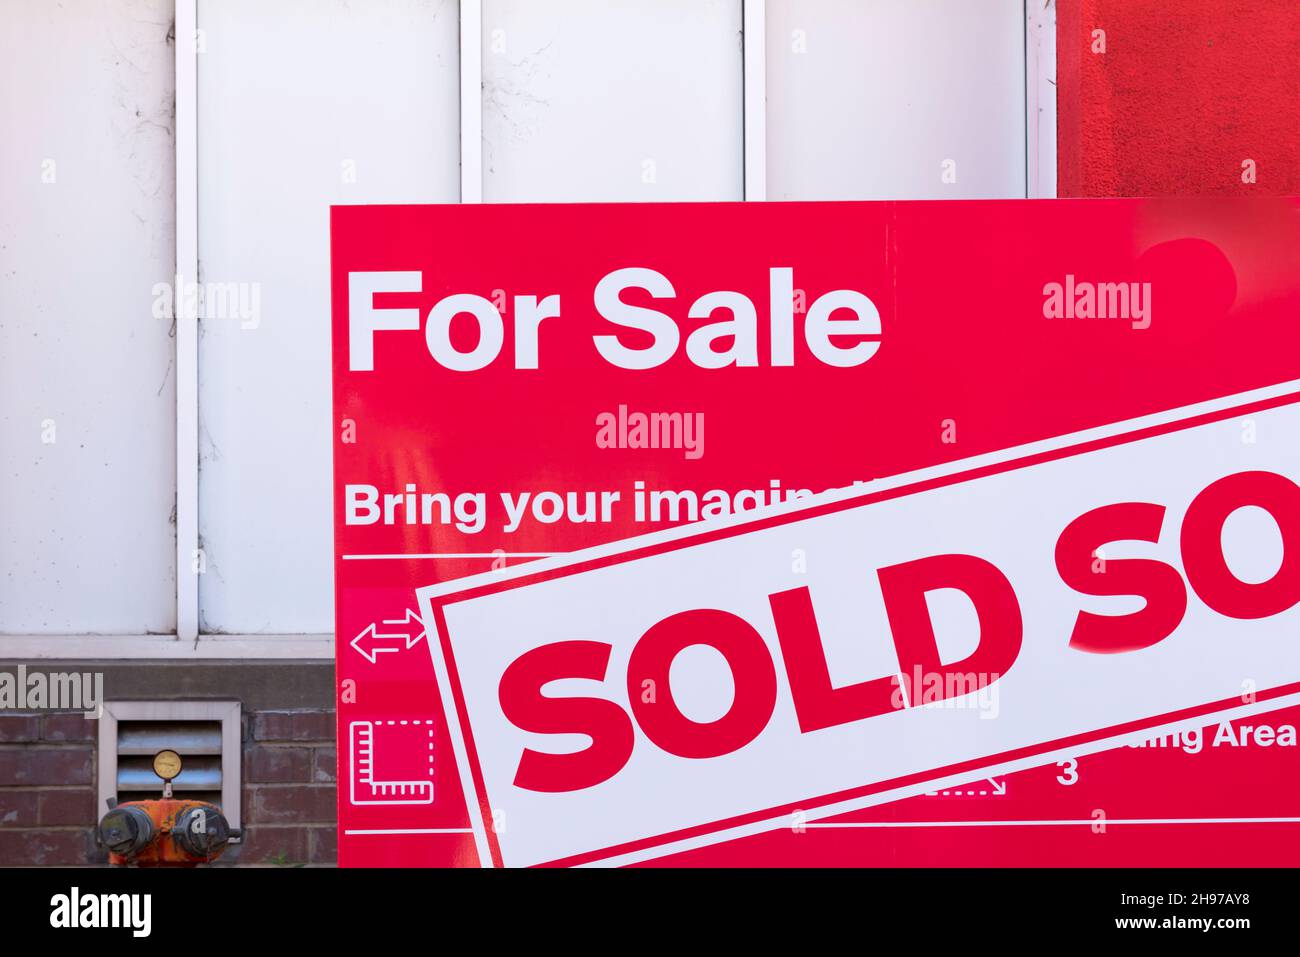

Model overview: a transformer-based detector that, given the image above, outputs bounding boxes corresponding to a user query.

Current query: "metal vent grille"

[97,701,242,835]
[115,719,223,806]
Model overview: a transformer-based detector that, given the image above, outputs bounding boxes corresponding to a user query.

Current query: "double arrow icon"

[350,609,427,664]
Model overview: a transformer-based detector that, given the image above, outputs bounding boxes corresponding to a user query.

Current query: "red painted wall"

[1058,0,1300,196]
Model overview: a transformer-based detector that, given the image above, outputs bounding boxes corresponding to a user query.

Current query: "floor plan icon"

[349,719,435,806]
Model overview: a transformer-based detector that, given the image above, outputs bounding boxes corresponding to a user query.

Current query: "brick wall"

[0,711,99,865]
[239,709,337,865]
[0,661,336,866]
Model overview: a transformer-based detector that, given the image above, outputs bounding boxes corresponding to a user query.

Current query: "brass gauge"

[152,749,183,783]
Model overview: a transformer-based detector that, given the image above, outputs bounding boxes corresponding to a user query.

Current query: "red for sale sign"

[331,198,1300,867]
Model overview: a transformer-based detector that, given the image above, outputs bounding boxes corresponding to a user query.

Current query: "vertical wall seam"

[743,0,767,201]
[175,0,200,642]
[460,0,484,203]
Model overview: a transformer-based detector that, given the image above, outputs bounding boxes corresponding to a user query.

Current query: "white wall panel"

[482,0,744,202]
[766,0,1027,200]
[196,0,460,633]
[1,0,1040,645]
[0,0,176,633]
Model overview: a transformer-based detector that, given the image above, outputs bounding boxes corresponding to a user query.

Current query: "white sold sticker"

[419,383,1300,867]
